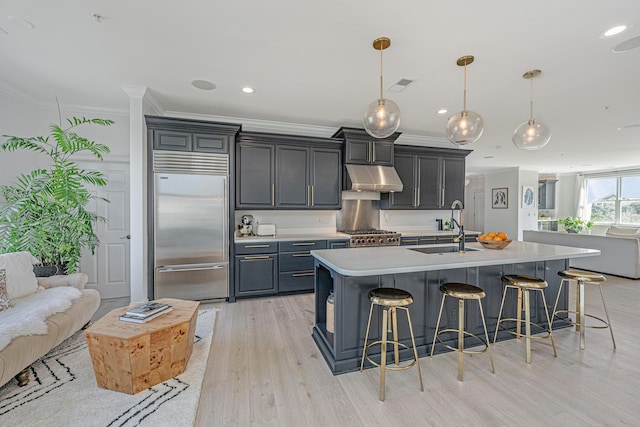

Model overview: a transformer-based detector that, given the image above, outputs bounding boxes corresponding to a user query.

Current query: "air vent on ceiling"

[388,78,415,93]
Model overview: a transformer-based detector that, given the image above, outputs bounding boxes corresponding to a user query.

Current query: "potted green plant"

[560,216,594,234]
[0,117,112,275]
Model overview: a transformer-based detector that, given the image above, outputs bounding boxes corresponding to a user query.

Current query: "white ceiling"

[1,0,639,175]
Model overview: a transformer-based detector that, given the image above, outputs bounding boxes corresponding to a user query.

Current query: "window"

[585,174,640,225]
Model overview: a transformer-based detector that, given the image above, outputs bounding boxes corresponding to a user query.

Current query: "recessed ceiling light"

[242,87,255,94]
[437,108,448,115]
[601,24,629,38]
[8,16,35,30]
[191,79,216,90]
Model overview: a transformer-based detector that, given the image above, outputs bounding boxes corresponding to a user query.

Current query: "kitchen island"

[311,241,599,374]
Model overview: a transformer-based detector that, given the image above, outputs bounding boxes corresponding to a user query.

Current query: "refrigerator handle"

[158,265,225,273]
[223,176,228,259]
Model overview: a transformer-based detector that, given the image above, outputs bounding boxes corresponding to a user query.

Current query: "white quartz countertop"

[234,232,349,243]
[311,241,600,276]
[398,229,481,237]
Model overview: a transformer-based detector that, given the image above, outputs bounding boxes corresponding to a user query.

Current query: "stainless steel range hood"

[345,164,403,193]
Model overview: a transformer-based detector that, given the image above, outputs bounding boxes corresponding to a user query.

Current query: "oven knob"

[379,239,384,244]
[368,239,374,244]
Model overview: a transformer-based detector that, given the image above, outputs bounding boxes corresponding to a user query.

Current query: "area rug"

[0,307,218,427]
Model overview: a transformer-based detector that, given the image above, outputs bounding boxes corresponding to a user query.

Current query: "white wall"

[555,173,577,219]
[518,169,539,235]
[484,168,519,240]
[0,92,130,191]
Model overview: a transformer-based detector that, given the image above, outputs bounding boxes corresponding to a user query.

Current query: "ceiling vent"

[388,78,414,93]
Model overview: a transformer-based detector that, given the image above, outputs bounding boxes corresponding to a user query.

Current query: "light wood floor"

[192,274,640,426]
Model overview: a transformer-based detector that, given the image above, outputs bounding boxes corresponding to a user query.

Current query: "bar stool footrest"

[363,341,418,371]
[434,329,490,355]
[553,310,612,330]
[496,318,553,339]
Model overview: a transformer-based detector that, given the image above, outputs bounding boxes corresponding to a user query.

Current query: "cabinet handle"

[441,188,445,207]
[292,272,315,277]
[311,185,315,206]
[368,141,372,163]
[244,244,270,248]
[307,185,311,206]
[293,242,316,246]
[271,183,275,206]
[293,253,312,257]
[244,255,270,260]
[417,187,421,207]
[403,238,418,243]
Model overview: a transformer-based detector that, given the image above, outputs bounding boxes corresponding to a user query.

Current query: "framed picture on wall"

[492,187,508,209]
[522,186,536,208]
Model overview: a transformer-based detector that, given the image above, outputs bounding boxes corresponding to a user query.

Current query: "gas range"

[342,229,401,248]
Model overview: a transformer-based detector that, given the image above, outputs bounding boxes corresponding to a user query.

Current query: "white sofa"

[523,230,640,279]
[0,252,100,387]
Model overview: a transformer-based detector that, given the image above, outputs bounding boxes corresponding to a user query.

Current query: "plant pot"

[566,230,578,234]
[33,264,67,277]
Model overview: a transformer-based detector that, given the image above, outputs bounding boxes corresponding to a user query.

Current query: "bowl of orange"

[477,231,512,249]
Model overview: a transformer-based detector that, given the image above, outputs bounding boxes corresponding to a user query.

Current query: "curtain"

[575,174,590,220]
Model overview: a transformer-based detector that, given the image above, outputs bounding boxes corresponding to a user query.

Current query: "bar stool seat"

[430,282,495,381]
[552,269,616,350]
[360,287,424,401]
[493,274,557,364]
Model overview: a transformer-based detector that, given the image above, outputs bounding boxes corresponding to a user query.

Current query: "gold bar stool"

[360,287,424,401]
[552,269,616,350]
[430,283,495,381]
[493,274,557,364]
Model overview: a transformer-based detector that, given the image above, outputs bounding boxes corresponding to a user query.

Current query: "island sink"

[410,246,481,254]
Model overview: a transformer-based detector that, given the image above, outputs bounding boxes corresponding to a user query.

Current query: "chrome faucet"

[450,200,465,253]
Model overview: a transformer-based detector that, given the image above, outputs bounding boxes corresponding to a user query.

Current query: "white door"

[79,161,131,299]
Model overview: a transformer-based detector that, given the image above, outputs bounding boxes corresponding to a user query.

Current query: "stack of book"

[119,301,173,323]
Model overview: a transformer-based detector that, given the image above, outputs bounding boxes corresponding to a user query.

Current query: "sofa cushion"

[0,269,11,312]
[0,252,40,301]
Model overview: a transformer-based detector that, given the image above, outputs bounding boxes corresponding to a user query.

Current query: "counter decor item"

[477,238,512,250]
[477,231,511,249]
[560,216,593,233]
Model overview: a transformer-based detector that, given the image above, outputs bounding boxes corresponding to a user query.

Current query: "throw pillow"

[0,269,11,312]
[0,251,40,300]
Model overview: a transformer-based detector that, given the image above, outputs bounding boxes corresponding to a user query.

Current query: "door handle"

[158,265,224,273]
[120,234,131,240]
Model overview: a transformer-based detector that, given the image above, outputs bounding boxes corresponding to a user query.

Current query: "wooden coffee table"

[85,298,199,394]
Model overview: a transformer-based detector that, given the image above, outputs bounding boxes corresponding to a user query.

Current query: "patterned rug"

[0,308,218,427]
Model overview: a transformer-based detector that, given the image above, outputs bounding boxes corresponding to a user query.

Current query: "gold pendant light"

[446,55,484,146]
[363,37,401,139]
[512,69,551,150]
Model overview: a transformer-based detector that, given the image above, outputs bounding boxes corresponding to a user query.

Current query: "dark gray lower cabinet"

[235,254,278,296]
[235,239,346,298]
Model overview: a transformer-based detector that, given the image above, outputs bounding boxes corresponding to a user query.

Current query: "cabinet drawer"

[235,241,278,255]
[400,237,419,246]
[279,252,315,272]
[418,236,437,245]
[329,240,348,249]
[278,240,327,252]
[279,272,315,292]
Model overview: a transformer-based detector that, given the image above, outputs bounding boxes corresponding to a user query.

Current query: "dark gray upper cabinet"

[236,132,342,210]
[236,142,276,208]
[146,116,240,154]
[382,145,471,210]
[332,127,400,166]
[538,180,557,209]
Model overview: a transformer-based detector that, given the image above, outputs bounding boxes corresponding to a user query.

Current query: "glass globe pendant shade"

[363,98,401,138]
[512,119,551,150]
[446,110,484,145]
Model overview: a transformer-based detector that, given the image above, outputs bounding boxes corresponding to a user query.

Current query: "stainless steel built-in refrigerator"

[153,151,229,300]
